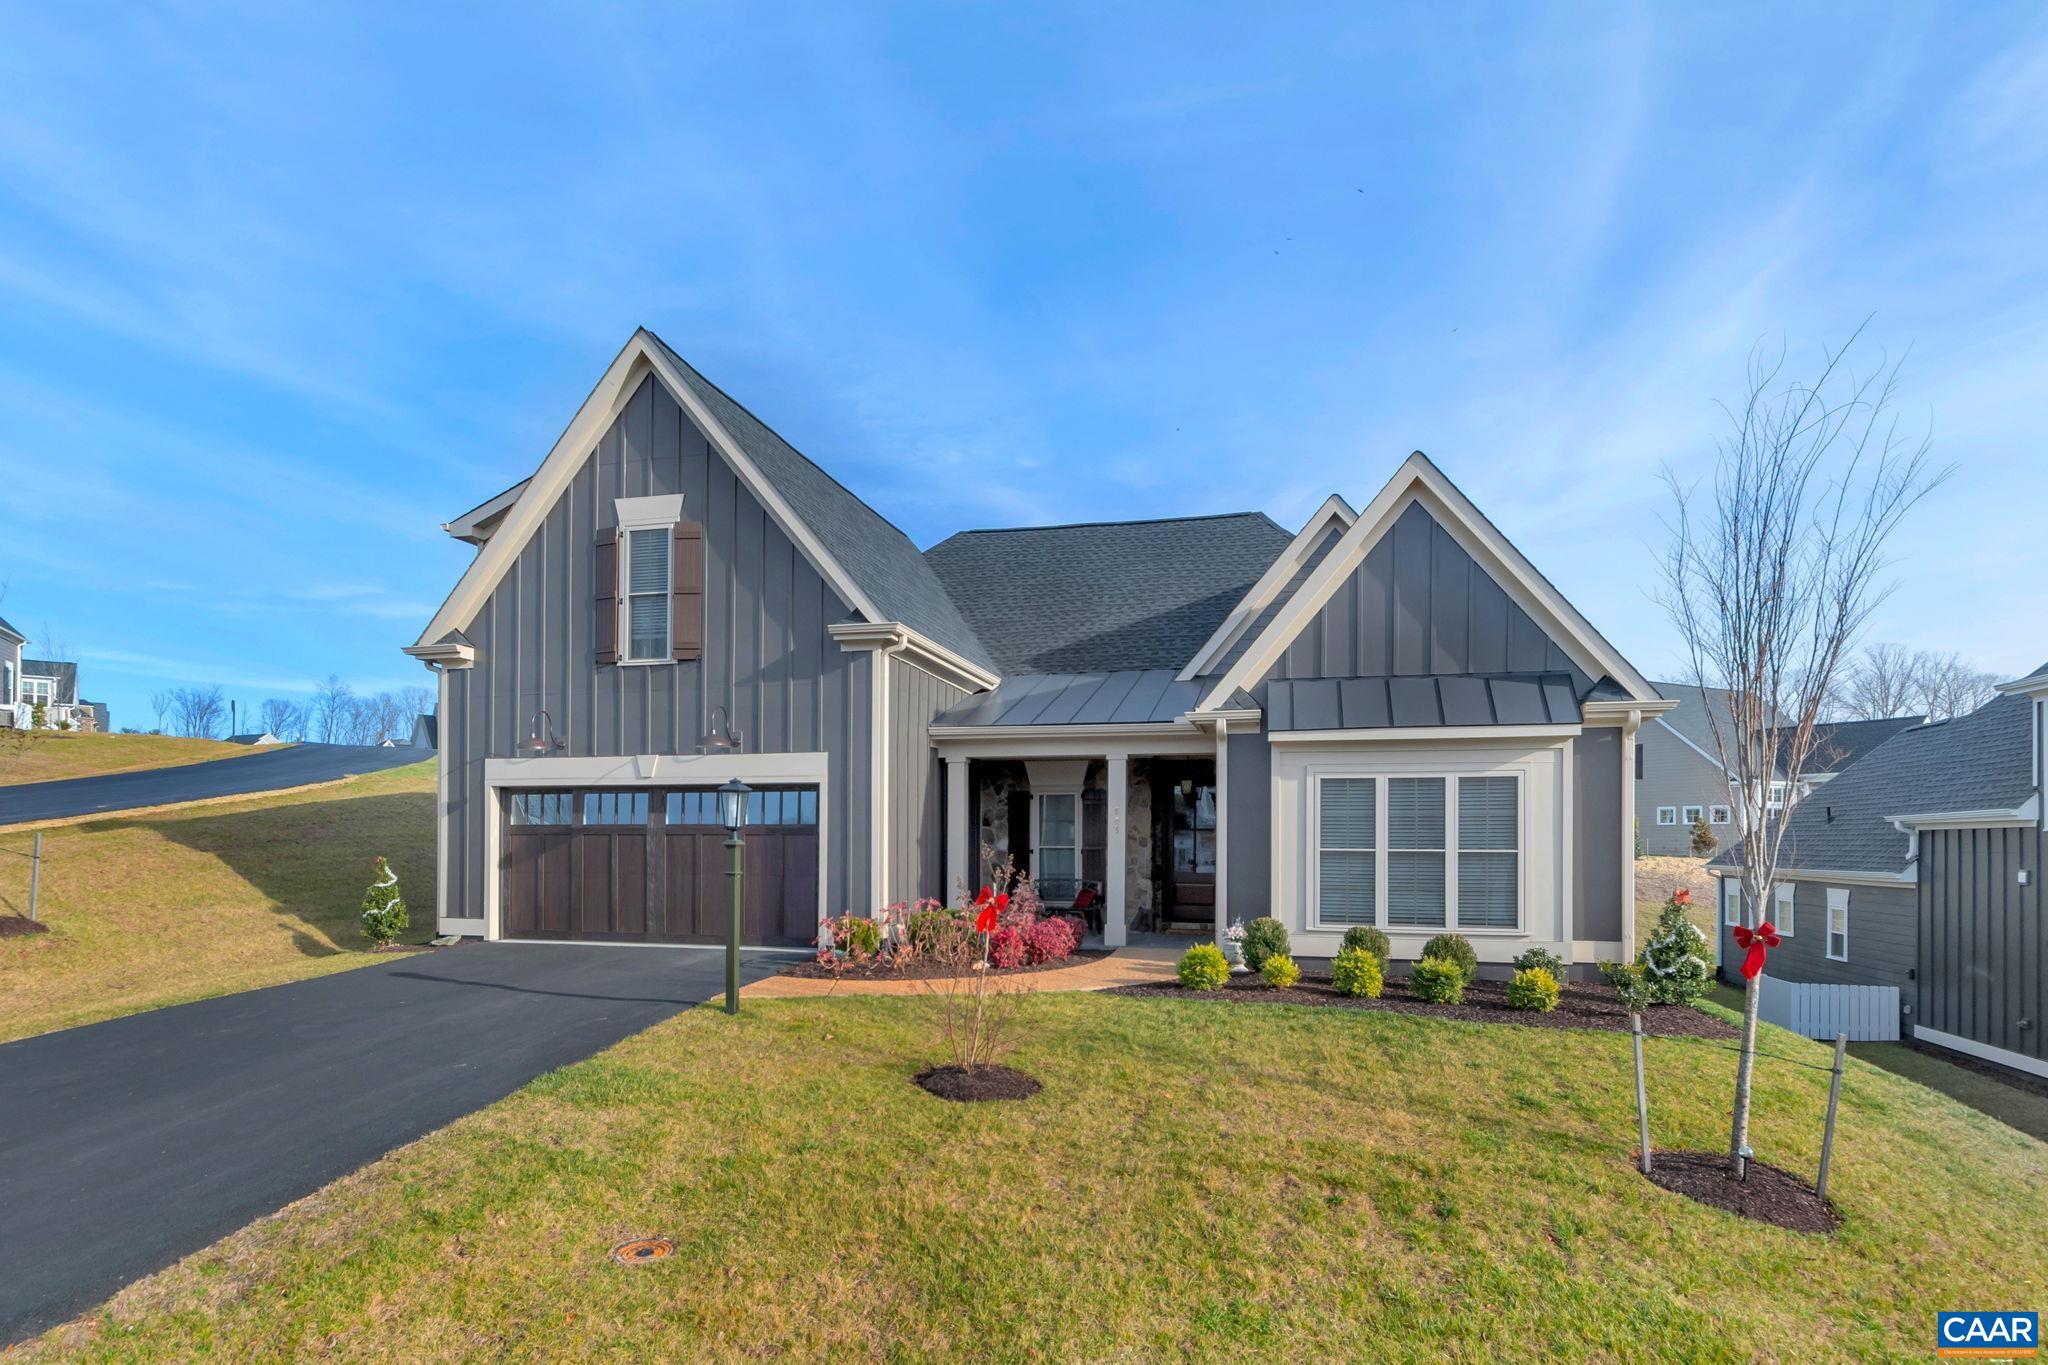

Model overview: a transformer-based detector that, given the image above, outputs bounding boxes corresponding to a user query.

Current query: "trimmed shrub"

[1260,953,1301,988]
[1410,955,1466,1005]
[1022,915,1080,965]
[1512,946,1567,980]
[1178,942,1231,990]
[834,916,883,958]
[360,856,408,946]
[1242,917,1290,972]
[1420,932,1478,982]
[906,907,966,955]
[1601,960,1654,1015]
[1340,924,1391,969]
[989,925,1026,970]
[1330,945,1383,998]
[1507,966,1561,1012]
[1638,897,1711,1005]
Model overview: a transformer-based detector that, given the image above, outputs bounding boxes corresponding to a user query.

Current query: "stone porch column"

[946,756,970,904]
[1104,753,1128,948]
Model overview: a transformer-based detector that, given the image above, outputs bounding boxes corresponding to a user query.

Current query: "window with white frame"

[1656,806,1677,826]
[1682,804,1703,826]
[624,527,671,661]
[1774,882,1794,936]
[1312,772,1521,933]
[1826,888,1849,961]
[1710,804,1732,825]
[1316,778,1376,926]
[1723,881,1741,926]
[20,676,55,705]
[1034,791,1080,899]
[1767,780,1790,811]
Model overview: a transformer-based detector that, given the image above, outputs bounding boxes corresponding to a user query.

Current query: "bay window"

[1313,771,1521,932]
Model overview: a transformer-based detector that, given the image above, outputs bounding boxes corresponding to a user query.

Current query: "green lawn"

[0,730,265,787]
[31,990,2048,1361]
[0,761,436,1041]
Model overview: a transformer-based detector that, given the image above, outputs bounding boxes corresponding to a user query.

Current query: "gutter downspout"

[1622,706,1642,962]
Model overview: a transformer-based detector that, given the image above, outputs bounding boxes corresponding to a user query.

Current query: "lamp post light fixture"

[717,776,751,1014]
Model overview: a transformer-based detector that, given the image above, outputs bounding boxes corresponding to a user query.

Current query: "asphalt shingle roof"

[924,513,1292,675]
[645,333,996,671]
[1652,680,1794,773]
[0,614,22,643]
[1712,690,2038,876]
[1788,715,1927,774]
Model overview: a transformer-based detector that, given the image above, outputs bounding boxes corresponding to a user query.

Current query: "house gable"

[1197,454,1654,710]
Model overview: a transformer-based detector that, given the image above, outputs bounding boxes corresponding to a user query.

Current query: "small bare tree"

[312,675,353,743]
[169,685,229,739]
[1659,325,1946,1178]
[150,691,173,734]
[260,697,308,741]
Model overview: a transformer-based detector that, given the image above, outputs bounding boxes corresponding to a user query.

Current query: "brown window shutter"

[595,526,619,665]
[672,520,706,661]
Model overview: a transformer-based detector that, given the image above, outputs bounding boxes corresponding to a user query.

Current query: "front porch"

[941,742,1233,949]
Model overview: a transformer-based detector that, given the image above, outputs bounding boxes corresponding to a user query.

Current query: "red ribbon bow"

[1731,920,1781,981]
[972,886,1008,934]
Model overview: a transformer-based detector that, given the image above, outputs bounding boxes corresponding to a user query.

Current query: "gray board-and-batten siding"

[1919,822,2045,1066]
[441,372,876,923]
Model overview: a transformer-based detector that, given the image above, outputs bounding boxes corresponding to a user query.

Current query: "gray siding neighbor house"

[0,617,93,732]
[1709,662,2048,1076]
[406,329,1672,969]
[1635,682,1796,857]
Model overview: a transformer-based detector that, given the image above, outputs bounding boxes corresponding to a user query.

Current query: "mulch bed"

[0,915,50,937]
[784,948,1113,982]
[913,1064,1043,1103]
[1103,971,1735,1039]
[1641,1150,1840,1233]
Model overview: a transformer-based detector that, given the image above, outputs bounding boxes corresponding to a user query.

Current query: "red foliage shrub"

[989,925,1027,969]
[1022,915,1079,965]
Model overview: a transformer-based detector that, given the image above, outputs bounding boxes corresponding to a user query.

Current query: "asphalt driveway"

[0,942,791,1344]
[0,743,426,827]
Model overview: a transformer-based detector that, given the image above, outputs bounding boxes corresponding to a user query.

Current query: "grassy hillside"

[0,731,263,786]
[32,991,2048,1360]
[0,761,435,1041]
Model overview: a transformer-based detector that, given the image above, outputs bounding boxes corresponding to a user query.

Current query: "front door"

[1155,763,1217,927]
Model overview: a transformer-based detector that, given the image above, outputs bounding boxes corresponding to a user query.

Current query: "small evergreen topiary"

[1178,942,1231,990]
[360,856,408,946]
[1410,955,1465,1004]
[1340,924,1391,969]
[1601,960,1654,1015]
[1420,932,1478,982]
[1638,894,1711,1005]
[1260,953,1301,988]
[1241,916,1290,973]
[1513,946,1567,979]
[1330,945,1383,998]
[1506,966,1561,1012]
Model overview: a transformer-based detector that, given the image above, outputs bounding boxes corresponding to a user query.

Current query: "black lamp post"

[716,776,751,1014]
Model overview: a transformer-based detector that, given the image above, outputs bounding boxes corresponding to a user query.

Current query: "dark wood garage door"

[502,786,819,946]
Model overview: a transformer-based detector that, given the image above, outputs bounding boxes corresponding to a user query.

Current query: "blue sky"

[1,3,2043,729]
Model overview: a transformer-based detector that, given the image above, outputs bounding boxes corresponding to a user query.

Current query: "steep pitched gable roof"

[1651,681,1796,775]
[1791,715,1927,775]
[1195,452,1660,711]
[0,614,22,644]
[924,512,1291,674]
[411,330,995,675]
[1713,690,2038,876]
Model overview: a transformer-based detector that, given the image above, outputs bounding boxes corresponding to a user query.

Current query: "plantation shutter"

[594,527,619,665]
[671,520,705,661]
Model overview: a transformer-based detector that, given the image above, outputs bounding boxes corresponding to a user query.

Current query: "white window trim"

[1656,806,1677,826]
[1826,887,1849,961]
[1774,882,1794,937]
[1308,770,1524,935]
[615,494,686,668]
[1030,787,1084,893]
[1681,804,1703,825]
[1723,881,1741,927]
[1710,804,1732,825]
[20,675,57,705]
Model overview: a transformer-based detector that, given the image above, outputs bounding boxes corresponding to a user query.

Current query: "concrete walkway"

[744,946,1181,999]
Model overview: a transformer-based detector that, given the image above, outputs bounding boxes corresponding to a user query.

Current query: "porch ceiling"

[934,669,1207,728]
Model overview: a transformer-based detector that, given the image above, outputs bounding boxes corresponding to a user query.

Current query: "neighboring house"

[404,329,1672,970]
[0,618,90,732]
[226,732,283,746]
[409,713,438,750]
[1636,682,1790,856]
[1780,714,1925,800]
[82,700,110,733]
[1709,663,2047,1075]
